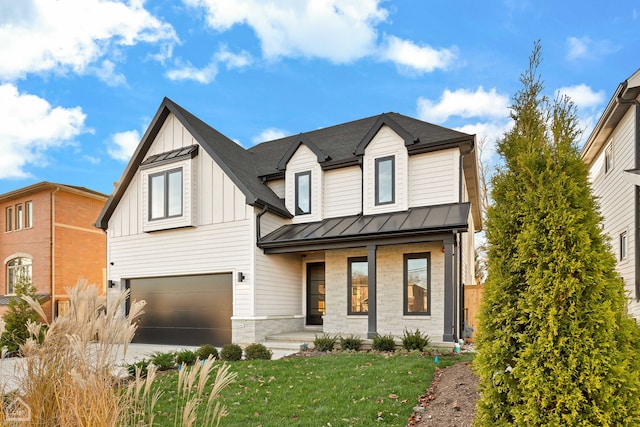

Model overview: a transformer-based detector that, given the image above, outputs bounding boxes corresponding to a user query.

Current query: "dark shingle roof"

[97,98,479,229]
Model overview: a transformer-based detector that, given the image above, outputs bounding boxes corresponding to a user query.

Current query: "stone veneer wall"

[232,315,305,345]
[323,242,445,343]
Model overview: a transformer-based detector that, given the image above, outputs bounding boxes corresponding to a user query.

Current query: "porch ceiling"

[258,203,470,253]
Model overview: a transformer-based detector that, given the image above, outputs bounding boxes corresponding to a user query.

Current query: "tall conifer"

[474,42,640,426]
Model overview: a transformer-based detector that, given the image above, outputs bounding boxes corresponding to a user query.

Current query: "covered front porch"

[258,204,469,343]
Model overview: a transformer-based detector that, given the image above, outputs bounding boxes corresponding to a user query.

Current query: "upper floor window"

[295,171,311,215]
[348,257,368,314]
[7,257,32,295]
[6,206,12,232]
[15,204,23,230]
[375,156,395,205]
[404,252,430,315]
[605,143,613,174]
[149,168,183,220]
[25,201,33,228]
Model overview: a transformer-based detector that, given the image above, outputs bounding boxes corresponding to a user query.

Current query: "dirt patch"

[409,361,478,426]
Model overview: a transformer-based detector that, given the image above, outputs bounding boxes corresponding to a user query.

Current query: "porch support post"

[442,236,455,342]
[367,244,377,339]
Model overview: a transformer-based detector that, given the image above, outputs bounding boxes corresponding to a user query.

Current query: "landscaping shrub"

[372,333,396,352]
[175,349,198,366]
[475,44,640,425]
[339,335,362,351]
[401,328,430,351]
[313,333,337,352]
[0,280,42,355]
[196,343,219,360]
[127,359,150,377]
[220,343,243,361]
[244,343,272,360]
[150,351,175,370]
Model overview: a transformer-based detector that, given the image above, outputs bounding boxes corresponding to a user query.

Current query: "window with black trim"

[348,257,368,314]
[295,171,311,215]
[375,156,395,205]
[404,252,430,315]
[6,206,12,232]
[15,204,23,230]
[7,257,32,295]
[149,168,183,220]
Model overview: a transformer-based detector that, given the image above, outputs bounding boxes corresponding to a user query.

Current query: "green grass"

[149,351,472,426]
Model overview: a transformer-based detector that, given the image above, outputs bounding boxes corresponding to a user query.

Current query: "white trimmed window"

[620,231,628,261]
[6,206,12,232]
[15,204,23,230]
[7,257,32,295]
[605,143,613,174]
[25,201,33,228]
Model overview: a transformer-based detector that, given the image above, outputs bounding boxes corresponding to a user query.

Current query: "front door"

[306,262,325,325]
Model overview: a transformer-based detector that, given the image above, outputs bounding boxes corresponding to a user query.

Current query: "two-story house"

[97,98,482,346]
[0,182,108,321]
[581,68,640,319]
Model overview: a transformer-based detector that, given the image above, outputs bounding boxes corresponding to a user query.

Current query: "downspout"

[457,140,475,340]
[51,186,60,320]
[256,205,268,243]
[617,85,640,302]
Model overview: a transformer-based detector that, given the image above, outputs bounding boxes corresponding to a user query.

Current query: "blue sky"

[1,0,638,196]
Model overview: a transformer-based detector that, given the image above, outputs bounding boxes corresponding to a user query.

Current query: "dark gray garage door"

[128,273,232,346]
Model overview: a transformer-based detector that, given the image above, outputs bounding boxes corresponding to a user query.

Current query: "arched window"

[7,257,32,295]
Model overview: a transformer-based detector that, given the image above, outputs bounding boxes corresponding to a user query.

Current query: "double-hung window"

[620,231,628,261]
[348,257,368,314]
[295,171,311,215]
[375,156,395,205]
[6,207,12,232]
[15,204,23,230]
[149,168,183,220]
[7,257,32,295]
[404,253,430,315]
[25,201,33,228]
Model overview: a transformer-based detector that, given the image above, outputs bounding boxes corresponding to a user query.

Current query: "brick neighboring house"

[0,182,108,321]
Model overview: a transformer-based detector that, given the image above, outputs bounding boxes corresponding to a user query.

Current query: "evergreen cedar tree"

[474,43,640,426]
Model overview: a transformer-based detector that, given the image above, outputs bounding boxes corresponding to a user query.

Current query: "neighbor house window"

[7,257,32,295]
[149,168,183,220]
[404,253,430,315]
[295,171,311,215]
[348,257,368,314]
[375,156,395,205]
[25,201,33,228]
[620,231,628,261]
[605,143,613,174]
[6,207,12,232]
[15,204,23,230]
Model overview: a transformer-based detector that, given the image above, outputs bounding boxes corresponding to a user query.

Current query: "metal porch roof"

[258,203,470,250]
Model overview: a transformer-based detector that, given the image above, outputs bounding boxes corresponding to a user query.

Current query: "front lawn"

[149,351,472,426]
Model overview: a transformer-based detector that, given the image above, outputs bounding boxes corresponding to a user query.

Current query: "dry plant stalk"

[2,278,236,427]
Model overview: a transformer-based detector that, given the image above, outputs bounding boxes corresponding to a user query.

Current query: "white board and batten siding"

[285,144,323,223]
[107,112,255,317]
[323,166,362,218]
[409,148,460,208]
[589,108,637,303]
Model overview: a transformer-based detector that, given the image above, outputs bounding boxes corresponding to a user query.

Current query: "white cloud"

[0,0,178,81]
[167,45,251,83]
[167,60,219,84]
[566,36,617,61]
[417,87,510,123]
[108,129,140,162]
[90,60,127,87]
[252,128,289,144]
[0,83,87,178]
[379,35,456,74]
[183,0,386,62]
[555,84,605,109]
